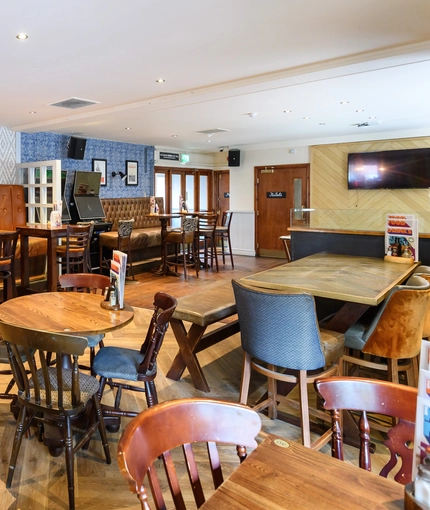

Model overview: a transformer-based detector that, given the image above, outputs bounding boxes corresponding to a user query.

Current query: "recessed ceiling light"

[207,139,212,143]
[319,122,326,126]
[125,127,131,130]
[283,110,292,114]
[303,117,310,120]
[356,109,364,113]
[171,134,178,138]
[340,101,349,105]
[156,78,165,83]
[369,116,377,119]
[29,111,36,114]
[16,33,28,40]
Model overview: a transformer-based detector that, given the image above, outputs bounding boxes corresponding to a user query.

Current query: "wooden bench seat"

[166,282,240,392]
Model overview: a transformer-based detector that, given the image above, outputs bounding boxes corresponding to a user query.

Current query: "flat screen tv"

[73,170,101,196]
[347,148,430,189]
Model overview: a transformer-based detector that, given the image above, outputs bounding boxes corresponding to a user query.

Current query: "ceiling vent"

[49,97,99,109]
[196,128,230,135]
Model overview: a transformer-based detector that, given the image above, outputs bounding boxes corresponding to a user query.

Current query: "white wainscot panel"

[230,210,255,256]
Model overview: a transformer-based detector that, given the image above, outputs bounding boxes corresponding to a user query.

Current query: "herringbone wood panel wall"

[310,136,430,231]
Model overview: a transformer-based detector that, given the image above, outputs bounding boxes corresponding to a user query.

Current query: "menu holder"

[383,255,415,264]
[404,484,427,510]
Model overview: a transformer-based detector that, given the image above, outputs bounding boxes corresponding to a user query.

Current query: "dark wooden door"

[214,170,230,224]
[255,164,309,258]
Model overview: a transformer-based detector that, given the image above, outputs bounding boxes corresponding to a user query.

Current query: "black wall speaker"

[228,149,240,167]
[67,136,87,160]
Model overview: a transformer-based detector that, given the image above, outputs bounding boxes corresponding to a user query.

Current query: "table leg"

[166,319,210,392]
[324,302,370,333]
[46,237,59,292]
[20,234,30,292]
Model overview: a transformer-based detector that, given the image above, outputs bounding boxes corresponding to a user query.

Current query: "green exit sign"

[181,154,190,164]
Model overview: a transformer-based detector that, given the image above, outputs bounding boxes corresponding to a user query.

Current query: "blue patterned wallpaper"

[20,132,154,201]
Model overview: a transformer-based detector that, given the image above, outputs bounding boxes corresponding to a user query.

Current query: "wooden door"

[255,164,309,258]
[214,170,230,224]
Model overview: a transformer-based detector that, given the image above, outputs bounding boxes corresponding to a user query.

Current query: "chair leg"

[7,404,28,488]
[239,352,252,405]
[227,233,234,268]
[145,380,158,407]
[92,394,111,465]
[298,370,311,448]
[267,367,277,420]
[64,416,75,510]
[182,243,188,279]
[387,358,399,385]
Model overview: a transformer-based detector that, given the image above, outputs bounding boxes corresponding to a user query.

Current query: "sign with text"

[160,152,179,161]
[266,191,286,198]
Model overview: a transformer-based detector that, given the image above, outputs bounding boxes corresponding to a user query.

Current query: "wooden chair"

[117,398,261,509]
[0,321,111,510]
[315,376,417,485]
[100,219,135,280]
[163,216,199,278]
[196,213,219,271]
[279,234,291,262]
[342,275,430,386]
[93,292,177,426]
[232,279,344,450]
[58,272,110,372]
[215,211,234,267]
[56,223,92,274]
[0,230,19,301]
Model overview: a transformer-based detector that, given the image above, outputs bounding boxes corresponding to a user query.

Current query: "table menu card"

[385,213,418,261]
[110,250,127,308]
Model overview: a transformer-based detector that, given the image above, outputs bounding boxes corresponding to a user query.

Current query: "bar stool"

[163,217,199,278]
[56,223,92,274]
[100,219,135,280]
[279,235,291,262]
[196,213,219,271]
[0,231,19,301]
[215,211,234,267]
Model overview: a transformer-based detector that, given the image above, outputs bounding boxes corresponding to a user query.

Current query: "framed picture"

[126,160,138,186]
[92,158,107,186]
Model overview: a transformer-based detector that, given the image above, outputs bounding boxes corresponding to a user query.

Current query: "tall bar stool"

[56,223,92,274]
[196,213,219,271]
[0,231,19,301]
[215,211,234,267]
[163,216,199,278]
[100,219,135,280]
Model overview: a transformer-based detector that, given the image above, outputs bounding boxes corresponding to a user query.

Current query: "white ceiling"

[3,0,430,152]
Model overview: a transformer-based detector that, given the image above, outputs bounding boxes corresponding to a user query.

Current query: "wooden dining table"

[0,292,134,455]
[201,434,405,509]
[240,253,420,333]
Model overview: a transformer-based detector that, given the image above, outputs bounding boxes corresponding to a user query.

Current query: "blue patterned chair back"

[232,280,325,371]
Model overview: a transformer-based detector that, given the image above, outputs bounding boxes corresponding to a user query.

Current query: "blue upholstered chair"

[342,275,430,386]
[93,292,177,425]
[232,279,344,449]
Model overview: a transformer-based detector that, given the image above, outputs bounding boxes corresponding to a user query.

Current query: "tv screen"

[347,148,430,189]
[73,170,101,196]
[74,196,105,221]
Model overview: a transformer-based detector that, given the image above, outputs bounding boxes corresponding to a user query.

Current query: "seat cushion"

[99,228,161,250]
[86,333,105,348]
[319,328,345,365]
[93,346,156,381]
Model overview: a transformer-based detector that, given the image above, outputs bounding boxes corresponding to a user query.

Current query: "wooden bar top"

[201,434,404,509]
[240,253,419,306]
[289,226,430,239]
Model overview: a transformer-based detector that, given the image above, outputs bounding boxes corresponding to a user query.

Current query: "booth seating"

[99,197,164,272]
[0,185,47,282]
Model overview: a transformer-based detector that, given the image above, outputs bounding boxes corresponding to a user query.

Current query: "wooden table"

[166,282,239,392]
[201,434,404,509]
[0,292,134,334]
[17,223,67,293]
[147,213,183,276]
[0,292,134,454]
[241,253,419,333]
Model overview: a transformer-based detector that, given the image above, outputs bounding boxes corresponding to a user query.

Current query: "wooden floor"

[0,255,394,509]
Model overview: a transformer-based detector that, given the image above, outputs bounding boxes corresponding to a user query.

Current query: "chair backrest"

[0,321,88,414]
[117,398,261,509]
[58,272,110,295]
[315,376,417,485]
[182,216,198,233]
[137,292,178,376]
[118,219,134,238]
[221,210,233,229]
[232,279,326,370]
[0,231,18,266]
[361,276,430,358]
[197,213,218,233]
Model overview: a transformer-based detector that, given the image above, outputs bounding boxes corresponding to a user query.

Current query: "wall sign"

[267,191,286,198]
[160,151,179,161]
[224,192,230,198]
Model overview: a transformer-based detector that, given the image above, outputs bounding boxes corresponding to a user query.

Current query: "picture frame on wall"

[126,160,138,186]
[92,158,107,186]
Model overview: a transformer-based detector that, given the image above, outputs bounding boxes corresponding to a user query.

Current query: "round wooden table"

[0,292,134,455]
[0,292,134,334]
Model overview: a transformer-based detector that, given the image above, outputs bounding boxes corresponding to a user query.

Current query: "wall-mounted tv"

[73,170,101,196]
[347,148,430,189]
